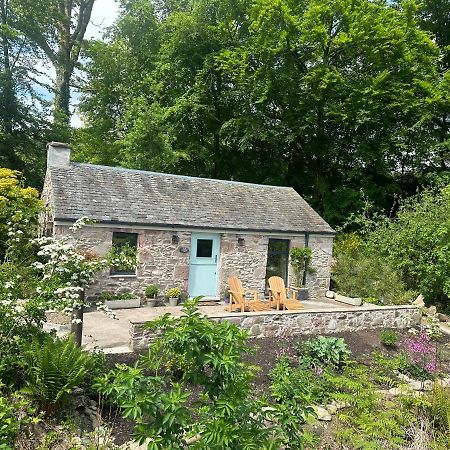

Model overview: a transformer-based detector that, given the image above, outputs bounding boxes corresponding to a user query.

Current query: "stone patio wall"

[129,305,421,352]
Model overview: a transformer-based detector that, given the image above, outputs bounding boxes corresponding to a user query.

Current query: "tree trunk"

[71,294,84,347]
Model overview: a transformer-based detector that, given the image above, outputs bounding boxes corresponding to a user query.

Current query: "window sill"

[109,274,137,278]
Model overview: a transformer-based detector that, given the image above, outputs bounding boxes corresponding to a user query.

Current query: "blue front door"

[188,233,220,297]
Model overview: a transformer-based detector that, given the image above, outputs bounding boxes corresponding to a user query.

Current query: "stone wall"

[54,225,191,297]
[218,233,268,295]
[306,235,334,300]
[53,224,333,300]
[130,305,421,352]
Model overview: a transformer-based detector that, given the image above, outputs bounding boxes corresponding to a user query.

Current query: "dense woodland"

[0,0,448,224]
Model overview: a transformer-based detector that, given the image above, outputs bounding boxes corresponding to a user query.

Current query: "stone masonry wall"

[218,233,268,296]
[54,225,191,298]
[54,225,333,300]
[306,235,334,300]
[130,305,421,352]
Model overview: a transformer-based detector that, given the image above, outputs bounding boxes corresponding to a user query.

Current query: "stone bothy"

[41,142,335,300]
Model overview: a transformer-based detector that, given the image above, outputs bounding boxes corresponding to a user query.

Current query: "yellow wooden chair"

[268,276,304,310]
[226,277,271,312]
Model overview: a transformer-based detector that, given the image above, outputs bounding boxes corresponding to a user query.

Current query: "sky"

[71,0,120,126]
[87,0,120,40]
[35,0,120,127]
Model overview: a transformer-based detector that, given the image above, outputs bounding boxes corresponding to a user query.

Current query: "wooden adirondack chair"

[268,276,304,310]
[227,277,271,312]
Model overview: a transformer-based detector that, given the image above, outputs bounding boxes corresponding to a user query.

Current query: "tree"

[79,0,444,224]
[13,0,96,136]
[0,0,50,186]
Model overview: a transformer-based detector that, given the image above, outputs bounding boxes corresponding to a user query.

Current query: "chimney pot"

[47,142,71,167]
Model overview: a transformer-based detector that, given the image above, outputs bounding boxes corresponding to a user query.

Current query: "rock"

[436,313,448,322]
[437,378,450,388]
[325,290,335,299]
[313,406,332,421]
[334,293,362,307]
[427,306,437,316]
[408,380,432,391]
[413,295,425,308]
[327,403,338,415]
[329,400,350,410]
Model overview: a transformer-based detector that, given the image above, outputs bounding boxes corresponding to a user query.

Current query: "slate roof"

[47,163,334,234]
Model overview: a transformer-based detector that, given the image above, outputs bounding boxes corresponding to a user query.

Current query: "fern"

[22,334,93,414]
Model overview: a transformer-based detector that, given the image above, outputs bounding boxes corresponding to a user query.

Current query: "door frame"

[188,232,221,298]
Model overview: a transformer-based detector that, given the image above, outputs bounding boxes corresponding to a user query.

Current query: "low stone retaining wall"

[130,305,421,352]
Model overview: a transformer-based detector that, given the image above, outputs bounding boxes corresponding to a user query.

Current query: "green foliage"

[333,233,417,304]
[0,168,42,262]
[22,335,94,414]
[145,298,251,399]
[96,300,313,448]
[427,384,450,439]
[0,386,38,449]
[298,336,351,369]
[289,247,313,287]
[165,287,182,299]
[380,330,399,348]
[99,291,136,301]
[144,284,159,298]
[365,185,450,308]
[77,0,447,224]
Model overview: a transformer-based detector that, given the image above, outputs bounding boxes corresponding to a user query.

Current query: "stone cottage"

[41,142,335,300]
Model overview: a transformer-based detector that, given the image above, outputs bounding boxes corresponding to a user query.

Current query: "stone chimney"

[47,142,71,167]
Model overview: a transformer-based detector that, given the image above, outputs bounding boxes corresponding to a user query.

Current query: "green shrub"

[166,287,181,298]
[289,247,313,287]
[427,384,450,440]
[0,387,38,449]
[95,300,311,449]
[144,284,159,298]
[333,235,416,305]
[380,330,399,348]
[22,335,94,414]
[298,336,351,369]
[99,291,135,301]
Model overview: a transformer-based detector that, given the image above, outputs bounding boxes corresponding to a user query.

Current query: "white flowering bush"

[32,217,136,322]
[0,217,135,384]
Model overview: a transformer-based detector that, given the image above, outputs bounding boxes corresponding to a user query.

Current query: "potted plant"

[290,247,314,300]
[144,284,159,307]
[100,291,141,309]
[166,287,181,306]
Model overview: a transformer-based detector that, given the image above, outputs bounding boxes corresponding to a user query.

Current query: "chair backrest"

[228,276,245,306]
[268,276,287,303]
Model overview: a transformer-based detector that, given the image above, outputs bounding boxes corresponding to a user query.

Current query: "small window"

[196,239,213,257]
[265,239,290,291]
[110,232,138,276]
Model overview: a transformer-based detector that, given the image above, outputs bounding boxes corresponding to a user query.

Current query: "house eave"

[53,217,336,236]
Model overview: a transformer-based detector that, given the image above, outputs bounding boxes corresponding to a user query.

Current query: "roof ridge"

[69,162,294,191]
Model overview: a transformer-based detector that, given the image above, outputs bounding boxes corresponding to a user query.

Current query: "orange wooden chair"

[268,276,304,310]
[226,277,271,312]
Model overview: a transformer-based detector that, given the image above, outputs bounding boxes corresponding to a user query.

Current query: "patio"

[81,298,421,353]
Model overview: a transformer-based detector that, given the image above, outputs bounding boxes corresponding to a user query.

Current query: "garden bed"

[103,327,450,446]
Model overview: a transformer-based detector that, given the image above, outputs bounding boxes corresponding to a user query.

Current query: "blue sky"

[35,0,120,126]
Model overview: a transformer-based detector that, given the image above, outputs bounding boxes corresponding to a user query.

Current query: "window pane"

[111,232,138,275]
[196,239,213,257]
[265,239,289,290]
[268,239,289,253]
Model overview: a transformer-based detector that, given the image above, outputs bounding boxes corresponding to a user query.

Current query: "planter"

[106,298,141,310]
[168,297,178,307]
[147,298,157,307]
[296,287,309,301]
[334,293,362,307]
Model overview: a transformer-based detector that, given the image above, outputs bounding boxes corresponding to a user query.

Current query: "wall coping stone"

[129,304,420,325]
